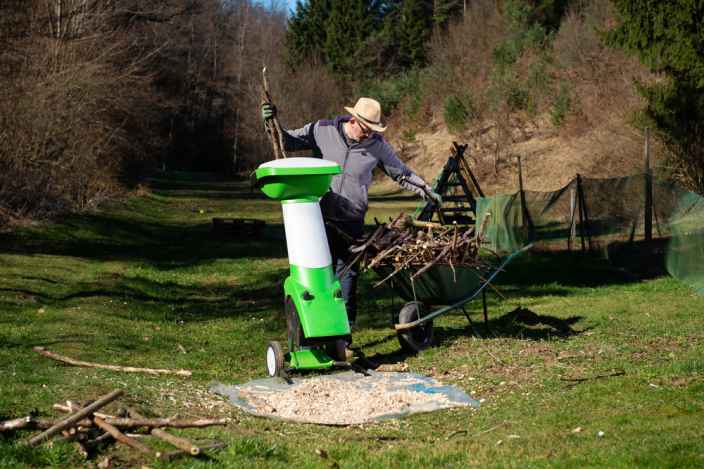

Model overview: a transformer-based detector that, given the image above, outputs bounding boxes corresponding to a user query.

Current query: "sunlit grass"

[0,172,702,467]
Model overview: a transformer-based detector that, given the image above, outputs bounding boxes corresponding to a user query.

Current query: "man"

[262,97,441,328]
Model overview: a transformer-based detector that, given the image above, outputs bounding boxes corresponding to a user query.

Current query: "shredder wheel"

[266,341,285,377]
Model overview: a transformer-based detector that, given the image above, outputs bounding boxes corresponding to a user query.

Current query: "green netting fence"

[474,173,704,293]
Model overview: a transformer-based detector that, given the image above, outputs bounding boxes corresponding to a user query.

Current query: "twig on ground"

[33,347,192,377]
[560,369,626,384]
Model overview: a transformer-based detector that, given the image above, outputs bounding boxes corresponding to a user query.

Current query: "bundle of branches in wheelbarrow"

[340,213,496,288]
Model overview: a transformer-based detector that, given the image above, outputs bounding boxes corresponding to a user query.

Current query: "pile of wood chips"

[1,389,228,464]
[238,374,457,425]
[344,214,495,287]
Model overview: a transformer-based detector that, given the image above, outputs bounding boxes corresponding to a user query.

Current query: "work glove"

[429,190,443,206]
[261,102,276,122]
[423,185,442,206]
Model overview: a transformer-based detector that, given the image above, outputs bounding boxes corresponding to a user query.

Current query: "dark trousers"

[325,220,364,324]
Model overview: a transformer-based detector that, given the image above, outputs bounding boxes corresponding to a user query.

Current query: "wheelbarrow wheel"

[266,341,285,377]
[397,301,433,352]
[325,338,348,362]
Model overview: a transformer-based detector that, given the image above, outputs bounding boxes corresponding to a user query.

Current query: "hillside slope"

[376,112,652,197]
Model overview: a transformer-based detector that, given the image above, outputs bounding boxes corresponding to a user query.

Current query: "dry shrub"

[552,0,654,140]
[426,0,506,114]
[0,1,161,222]
[235,57,347,168]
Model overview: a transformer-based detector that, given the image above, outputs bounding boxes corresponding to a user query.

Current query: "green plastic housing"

[285,265,350,338]
[254,163,341,200]
[287,349,335,370]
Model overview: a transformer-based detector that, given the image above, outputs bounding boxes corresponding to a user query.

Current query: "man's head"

[344,97,387,138]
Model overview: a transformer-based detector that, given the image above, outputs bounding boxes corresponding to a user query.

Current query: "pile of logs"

[344,214,495,287]
[1,389,227,463]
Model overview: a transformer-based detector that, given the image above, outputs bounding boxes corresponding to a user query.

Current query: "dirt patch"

[378,112,650,197]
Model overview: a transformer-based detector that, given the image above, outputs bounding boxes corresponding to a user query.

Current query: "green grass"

[1,173,703,467]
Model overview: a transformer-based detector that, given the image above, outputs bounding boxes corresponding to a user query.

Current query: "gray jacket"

[282,115,430,223]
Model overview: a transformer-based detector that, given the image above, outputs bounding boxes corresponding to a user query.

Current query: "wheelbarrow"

[376,244,532,352]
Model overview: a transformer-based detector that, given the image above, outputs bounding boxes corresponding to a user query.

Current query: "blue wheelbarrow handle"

[394,243,533,331]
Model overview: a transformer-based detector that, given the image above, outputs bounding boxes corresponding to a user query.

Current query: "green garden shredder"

[254,157,351,377]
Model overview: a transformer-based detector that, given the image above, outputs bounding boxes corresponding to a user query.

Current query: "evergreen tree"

[285,0,333,66]
[432,0,463,30]
[323,0,378,76]
[395,0,433,68]
[609,0,704,191]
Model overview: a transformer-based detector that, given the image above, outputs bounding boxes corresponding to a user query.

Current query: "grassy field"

[1,173,702,468]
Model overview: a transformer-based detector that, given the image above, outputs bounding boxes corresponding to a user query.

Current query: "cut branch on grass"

[33,346,192,377]
[128,407,200,456]
[160,442,227,462]
[53,403,116,420]
[101,417,229,429]
[27,389,124,446]
[560,369,626,384]
[1,416,33,432]
[93,416,156,457]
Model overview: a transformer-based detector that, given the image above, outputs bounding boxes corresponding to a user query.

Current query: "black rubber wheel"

[326,338,348,362]
[397,301,433,352]
[285,297,304,351]
[266,341,285,377]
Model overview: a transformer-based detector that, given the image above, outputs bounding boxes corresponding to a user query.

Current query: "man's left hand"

[428,190,442,206]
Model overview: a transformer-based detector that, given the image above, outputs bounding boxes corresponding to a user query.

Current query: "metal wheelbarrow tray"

[374,244,531,352]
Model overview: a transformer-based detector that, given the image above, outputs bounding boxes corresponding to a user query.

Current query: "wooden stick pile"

[346,213,495,287]
[1,389,227,463]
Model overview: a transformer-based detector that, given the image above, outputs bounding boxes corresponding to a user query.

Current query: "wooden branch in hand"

[33,347,192,377]
[261,66,287,159]
[128,408,200,456]
[27,389,124,446]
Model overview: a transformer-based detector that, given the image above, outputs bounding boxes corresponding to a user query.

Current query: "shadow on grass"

[355,305,587,368]
[0,266,288,326]
[434,306,586,347]
[0,212,285,264]
[495,250,641,288]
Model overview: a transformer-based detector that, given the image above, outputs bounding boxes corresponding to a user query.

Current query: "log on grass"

[103,417,228,429]
[1,416,32,432]
[128,408,200,456]
[53,403,116,420]
[33,347,192,377]
[27,389,124,446]
[93,417,155,456]
[159,442,227,462]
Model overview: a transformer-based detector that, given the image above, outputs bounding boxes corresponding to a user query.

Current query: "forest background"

[1,0,703,225]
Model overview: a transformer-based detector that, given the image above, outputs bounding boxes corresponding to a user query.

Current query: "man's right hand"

[261,103,276,122]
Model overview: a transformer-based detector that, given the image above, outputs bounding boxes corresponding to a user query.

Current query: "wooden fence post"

[568,179,577,251]
[576,174,586,252]
[644,128,653,242]
[516,156,534,242]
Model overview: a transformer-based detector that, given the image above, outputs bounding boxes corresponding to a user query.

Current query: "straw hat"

[344,97,387,132]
